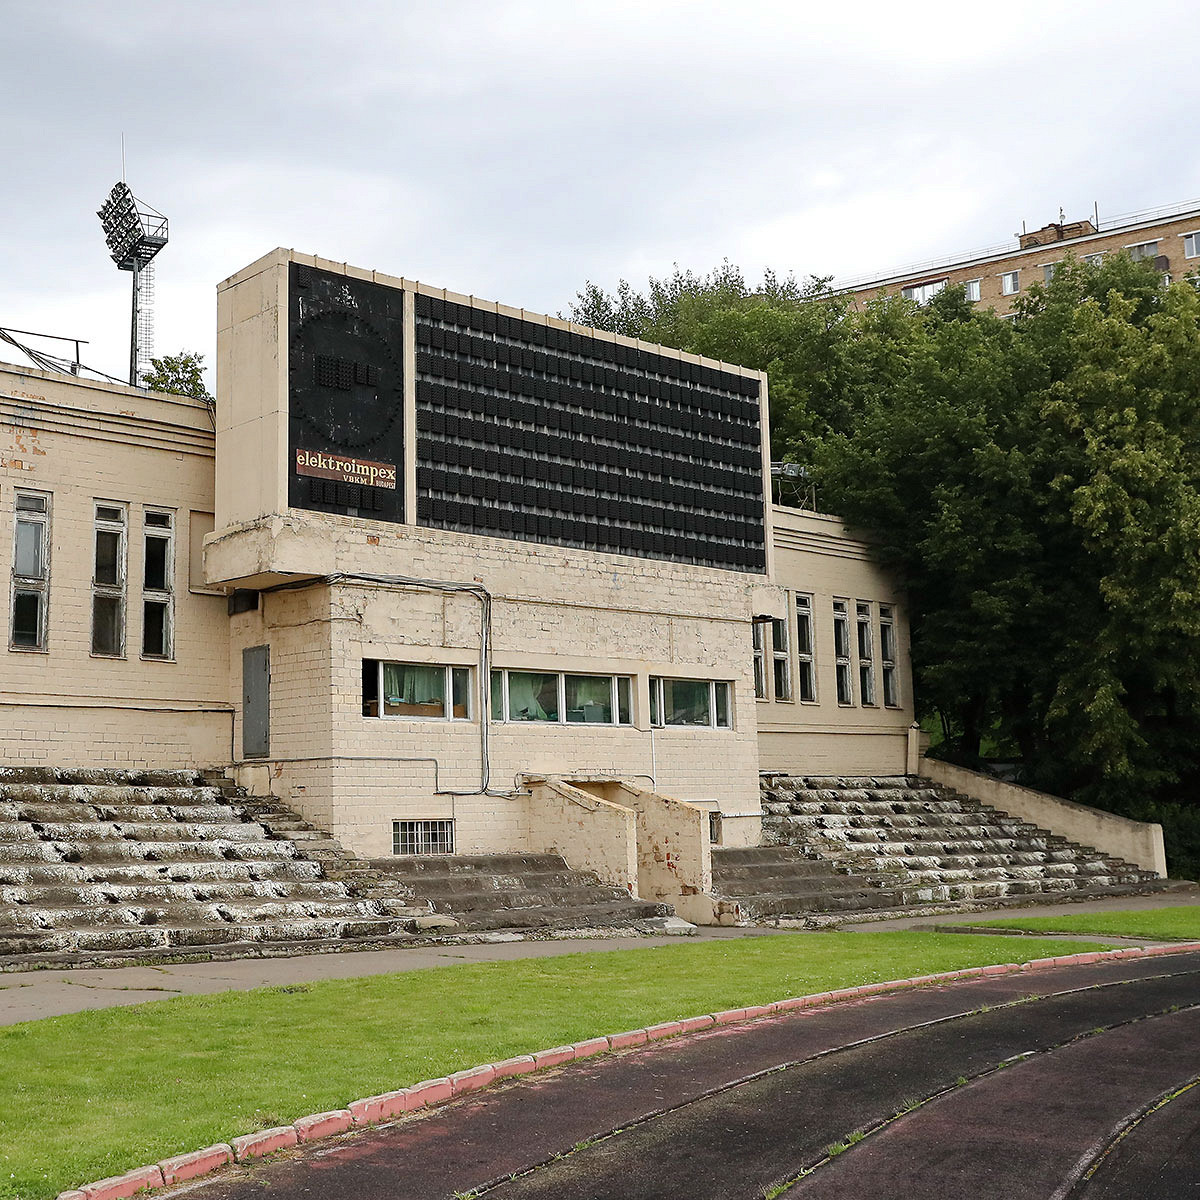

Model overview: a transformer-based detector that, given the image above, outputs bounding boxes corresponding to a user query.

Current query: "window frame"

[1126,240,1159,262]
[1183,232,1200,260]
[648,676,733,730]
[901,278,948,306]
[999,270,1020,296]
[833,598,854,706]
[794,592,817,703]
[856,600,877,706]
[489,668,634,727]
[10,489,51,652]
[771,616,792,703]
[141,508,175,661]
[392,818,455,856]
[751,620,766,700]
[879,603,900,708]
[962,279,981,303]
[91,501,128,659]
[364,660,474,722]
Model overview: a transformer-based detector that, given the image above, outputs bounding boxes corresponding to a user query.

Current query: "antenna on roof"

[97,179,168,386]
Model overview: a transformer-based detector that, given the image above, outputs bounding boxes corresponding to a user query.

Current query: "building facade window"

[393,818,454,856]
[771,617,792,702]
[901,279,947,306]
[1042,262,1060,283]
[490,669,632,725]
[649,677,732,729]
[1000,271,1020,296]
[1083,252,1104,267]
[1184,233,1200,259]
[963,279,981,302]
[10,490,50,651]
[879,604,900,708]
[142,510,174,659]
[91,502,127,657]
[795,593,816,702]
[752,621,766,699]
[833,599,854,705]
[856,600,876,705]
[1127,240,1159,262]
[363,660,472,720]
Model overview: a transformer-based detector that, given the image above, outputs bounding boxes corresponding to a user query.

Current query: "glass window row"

[8,491,175,659]
[363,661,733,729]
[756,594,900,709]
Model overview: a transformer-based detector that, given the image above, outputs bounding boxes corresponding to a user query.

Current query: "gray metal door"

[242,645,270,759]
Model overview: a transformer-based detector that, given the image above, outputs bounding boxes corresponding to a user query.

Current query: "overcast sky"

[3,0,1199,386]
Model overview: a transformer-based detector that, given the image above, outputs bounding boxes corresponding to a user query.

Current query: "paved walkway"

[167,950,1200,1200]
[3,892,1195,1026]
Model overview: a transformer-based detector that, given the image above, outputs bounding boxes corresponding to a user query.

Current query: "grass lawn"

[971,905,1200,942]
[0,930,1112,1200]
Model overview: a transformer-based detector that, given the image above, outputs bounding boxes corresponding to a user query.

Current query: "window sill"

[90,653,127,661]
[141,655,176,664]
[8,644,48,654]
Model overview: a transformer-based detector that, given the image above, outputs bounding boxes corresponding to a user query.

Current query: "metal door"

[242,645,270,759]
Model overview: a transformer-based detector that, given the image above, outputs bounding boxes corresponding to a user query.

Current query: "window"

[879,604,900,708]
[1127,241,1158,262]
[393,819,454,856]
[833,600,853,705]
[10,490,50,650]
[901,279,947,306]
[963,279,981,303]
[856,601,876,705]
[489,669,633,725]
[1184,233,1200,259]
[1042,262,1060,284]
[794,593,816,702]
[363,660,472,720]
[142,510,174,659]
[92,503,126,657]
[1000,271,1020,296]
[649,677,732,729]
[752,621,766,699]
[1083,252,1104,267]
[771,617,792,702]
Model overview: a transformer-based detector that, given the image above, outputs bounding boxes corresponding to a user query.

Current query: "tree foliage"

[141,351,214,405]
[574,257,1200,874]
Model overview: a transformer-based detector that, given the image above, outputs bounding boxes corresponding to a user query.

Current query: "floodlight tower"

[97,182,168,386]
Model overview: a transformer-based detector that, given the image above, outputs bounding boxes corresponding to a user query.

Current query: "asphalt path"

[175,950,1200,1200]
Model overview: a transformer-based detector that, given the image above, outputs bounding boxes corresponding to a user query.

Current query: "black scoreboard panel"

[413,294,767,573]
[288,264,406,520]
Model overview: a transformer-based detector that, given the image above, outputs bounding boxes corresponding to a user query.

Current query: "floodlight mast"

[97,182,168,386]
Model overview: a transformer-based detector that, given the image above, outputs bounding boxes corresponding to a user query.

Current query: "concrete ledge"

[231,1125,298,1162]
[919,757,1167,876]
[293,1111,353,1142]
[158,1145,232,1184]
[80,1165,165,1199]
[59,941,1200,1200]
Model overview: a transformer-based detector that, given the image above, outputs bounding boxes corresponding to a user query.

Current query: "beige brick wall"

[756,508,914,775]
[0,363,231,768]
[220,515,765,858]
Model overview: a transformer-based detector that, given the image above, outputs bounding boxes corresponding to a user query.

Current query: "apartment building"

[836,198,1200,314]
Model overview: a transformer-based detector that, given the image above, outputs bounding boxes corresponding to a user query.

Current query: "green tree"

[141,351,214,405]
[571,255,1200,874]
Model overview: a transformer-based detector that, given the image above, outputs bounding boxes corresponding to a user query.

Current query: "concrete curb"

[57,941,1200,1199]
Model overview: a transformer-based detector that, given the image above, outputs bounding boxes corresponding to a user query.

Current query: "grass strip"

[969,905,1200,942]
[0,930,1111,1200]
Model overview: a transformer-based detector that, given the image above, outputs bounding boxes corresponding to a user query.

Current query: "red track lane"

[792,1007,1200,1200]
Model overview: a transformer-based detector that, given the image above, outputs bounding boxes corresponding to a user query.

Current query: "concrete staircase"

[0,767,670,967]
[359,854,673,932]
[711,774,1170,924]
